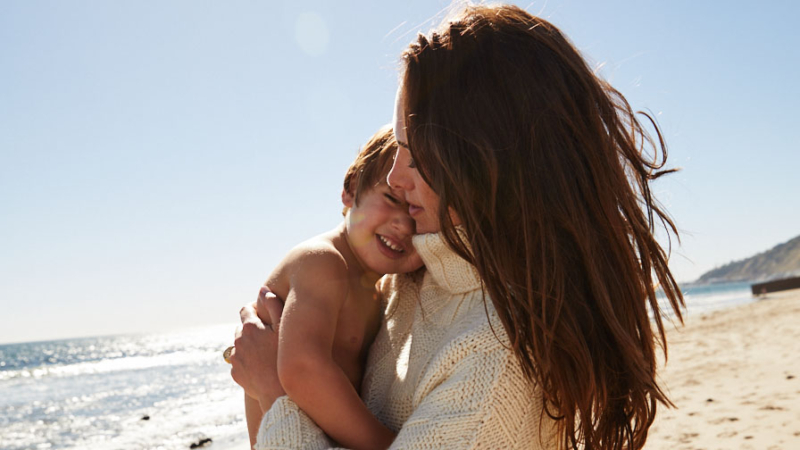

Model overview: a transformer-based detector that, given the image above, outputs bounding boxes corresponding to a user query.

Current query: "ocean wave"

[683,287,754,310]
[653,282,755,319]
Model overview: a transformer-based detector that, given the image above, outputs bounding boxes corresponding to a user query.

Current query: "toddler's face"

[344,183,424,275]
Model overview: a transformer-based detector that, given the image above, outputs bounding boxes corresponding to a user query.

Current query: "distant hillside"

[696,235,800,284]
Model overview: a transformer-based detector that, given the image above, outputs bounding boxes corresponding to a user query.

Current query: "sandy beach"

[648,289,800,449]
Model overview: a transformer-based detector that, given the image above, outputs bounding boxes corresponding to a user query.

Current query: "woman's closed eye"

[396,141,417,169]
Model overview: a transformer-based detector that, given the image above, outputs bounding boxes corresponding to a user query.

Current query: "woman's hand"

[230,287,286,413]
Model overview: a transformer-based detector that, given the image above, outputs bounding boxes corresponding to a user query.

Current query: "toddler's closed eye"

[384,193,401,205]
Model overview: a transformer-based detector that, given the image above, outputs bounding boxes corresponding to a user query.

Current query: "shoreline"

[648,289,800,449]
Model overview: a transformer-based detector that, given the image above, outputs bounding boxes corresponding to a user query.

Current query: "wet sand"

[648,289,800,449]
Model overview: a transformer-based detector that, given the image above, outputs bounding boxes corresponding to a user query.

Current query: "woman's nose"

[387,149,413,191]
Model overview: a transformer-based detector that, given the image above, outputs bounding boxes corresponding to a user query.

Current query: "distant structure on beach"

[696,235,800,284]
[751,276,800,295]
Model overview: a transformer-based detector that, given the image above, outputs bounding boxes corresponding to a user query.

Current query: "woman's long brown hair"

[400,5,684,450]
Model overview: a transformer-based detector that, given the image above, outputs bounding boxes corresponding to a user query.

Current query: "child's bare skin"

[267,225,383,393]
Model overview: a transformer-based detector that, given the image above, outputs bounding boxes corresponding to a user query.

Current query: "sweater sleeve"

[254,396,336,450]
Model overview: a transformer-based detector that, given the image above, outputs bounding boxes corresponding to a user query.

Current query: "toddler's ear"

[341,188,354,208]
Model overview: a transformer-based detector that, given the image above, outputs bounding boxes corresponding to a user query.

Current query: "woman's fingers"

[264,293,284,333]
[240,302,261,326]
[256,287,284,329]
[228,287,286,405]
[255,287,272,324]
[229,301,285,409]
[231,308,264,388]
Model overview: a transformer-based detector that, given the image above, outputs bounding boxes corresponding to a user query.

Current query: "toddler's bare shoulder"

[282,237,349,283]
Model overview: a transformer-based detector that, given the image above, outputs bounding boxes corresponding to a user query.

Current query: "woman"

[231,4,683,449]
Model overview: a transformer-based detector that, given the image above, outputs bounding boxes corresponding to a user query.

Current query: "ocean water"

[0,325,247,450]
[656,281,756,320]
[1,281,758,449]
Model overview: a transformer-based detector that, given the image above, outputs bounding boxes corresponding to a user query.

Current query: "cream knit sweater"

[256,232,558,449]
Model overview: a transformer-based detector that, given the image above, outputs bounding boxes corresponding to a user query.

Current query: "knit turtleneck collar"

[412,230,482,295]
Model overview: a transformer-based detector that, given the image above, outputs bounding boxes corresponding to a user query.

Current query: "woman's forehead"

[392,86,407,144]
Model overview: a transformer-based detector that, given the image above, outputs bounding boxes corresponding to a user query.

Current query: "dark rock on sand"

[189,437,213,448]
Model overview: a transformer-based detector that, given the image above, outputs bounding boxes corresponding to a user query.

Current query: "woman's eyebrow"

[397,140,410,149]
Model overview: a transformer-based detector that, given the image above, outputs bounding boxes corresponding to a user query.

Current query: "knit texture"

[256,232,558,450]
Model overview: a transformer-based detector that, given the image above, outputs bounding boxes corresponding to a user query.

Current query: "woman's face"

[387,87,460,234]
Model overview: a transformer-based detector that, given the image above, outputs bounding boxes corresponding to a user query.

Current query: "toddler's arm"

[278,252,395,450]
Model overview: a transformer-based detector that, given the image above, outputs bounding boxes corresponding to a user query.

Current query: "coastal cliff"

[696,235,800,284]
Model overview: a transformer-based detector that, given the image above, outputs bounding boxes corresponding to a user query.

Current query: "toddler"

[244,125,423,449]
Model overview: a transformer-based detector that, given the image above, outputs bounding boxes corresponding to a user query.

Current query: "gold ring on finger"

[223,346,234,364]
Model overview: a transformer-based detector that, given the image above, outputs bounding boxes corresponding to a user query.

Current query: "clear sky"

[2,1,798,344]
